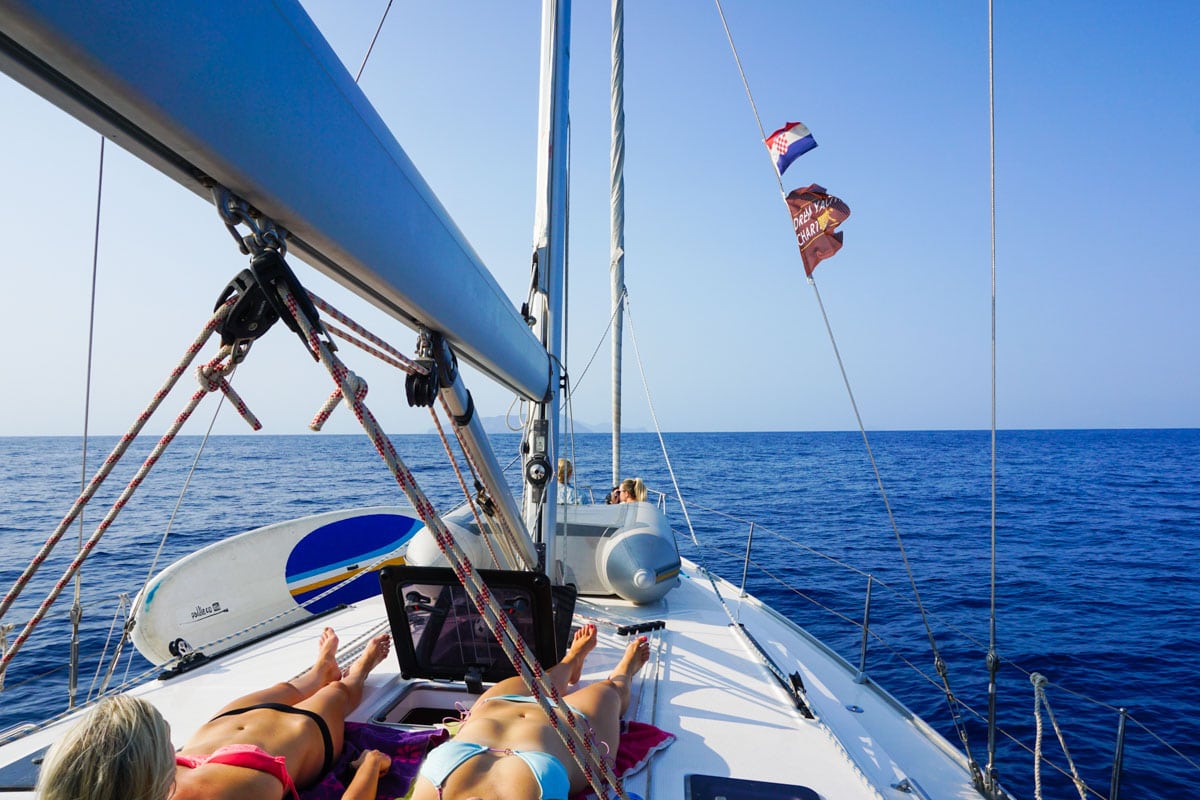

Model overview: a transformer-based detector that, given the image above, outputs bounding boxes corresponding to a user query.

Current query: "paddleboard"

[131,506,424,664]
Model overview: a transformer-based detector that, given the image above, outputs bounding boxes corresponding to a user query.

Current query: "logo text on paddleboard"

[190,601,228,621]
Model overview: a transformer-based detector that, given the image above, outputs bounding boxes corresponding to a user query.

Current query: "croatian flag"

[765,121,817,175]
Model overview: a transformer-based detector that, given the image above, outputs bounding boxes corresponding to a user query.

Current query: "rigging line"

[714,8,976,750]
[278,286,628,800]
[570,285,626,400]
[0,347,242,673]
[809,281,980,772]
[354,0,395,84]
[69,134,106,710]
[429,403,508,570]
[710,6,974,734]
[623,304,796,700]
[436,388,526,564]
[308,291,424,373]
[985,0,1002,793]
[133,392,227,617]
[713,0,787,200]
[712,10,979,754]
[0,299,236,625]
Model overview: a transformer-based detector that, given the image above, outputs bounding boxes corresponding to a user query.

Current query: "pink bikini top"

[176,743,300,800]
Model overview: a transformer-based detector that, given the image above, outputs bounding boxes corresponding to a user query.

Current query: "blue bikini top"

[419,739,570,800]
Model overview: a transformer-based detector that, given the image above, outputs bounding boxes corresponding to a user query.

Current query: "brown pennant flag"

[786,184,851,277]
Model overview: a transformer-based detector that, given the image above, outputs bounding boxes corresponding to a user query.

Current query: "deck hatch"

[380,566,575,686]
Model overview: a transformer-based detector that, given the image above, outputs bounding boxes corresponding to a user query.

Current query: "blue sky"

[0,1,1196,436]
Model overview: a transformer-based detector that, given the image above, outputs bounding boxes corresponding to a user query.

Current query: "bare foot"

[565,624,598,684]
[610,635,650,681]
[315,627,341,685]
[287,627,342,697]
[346,633,391,681]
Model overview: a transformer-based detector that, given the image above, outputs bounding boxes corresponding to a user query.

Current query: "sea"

[1,429,1197,799]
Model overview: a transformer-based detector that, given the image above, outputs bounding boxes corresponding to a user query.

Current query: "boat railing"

[663,494,1199,800]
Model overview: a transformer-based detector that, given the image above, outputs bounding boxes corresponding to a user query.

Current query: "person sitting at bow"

[618,477,646,503]
[556,458,578,504]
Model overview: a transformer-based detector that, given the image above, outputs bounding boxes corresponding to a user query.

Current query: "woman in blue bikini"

[38,627,393,800]
[414,624,651,800]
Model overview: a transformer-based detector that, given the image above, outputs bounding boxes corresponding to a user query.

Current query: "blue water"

[1,429,1197,799]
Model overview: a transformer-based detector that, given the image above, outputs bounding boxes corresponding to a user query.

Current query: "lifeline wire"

[713,0,981,781]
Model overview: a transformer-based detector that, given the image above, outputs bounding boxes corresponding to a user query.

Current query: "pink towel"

[572,720,675,800]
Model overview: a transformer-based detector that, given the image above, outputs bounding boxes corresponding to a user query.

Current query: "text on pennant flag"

[785,184,851,277]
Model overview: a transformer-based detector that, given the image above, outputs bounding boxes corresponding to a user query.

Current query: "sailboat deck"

[574,563,983,800]
[0,560,982,799]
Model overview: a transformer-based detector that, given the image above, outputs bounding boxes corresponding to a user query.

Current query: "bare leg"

[295,633,391,758]
[238,633,385,788]
[472,622,599,704]
[562,634,650,720]
[555,623,598,691]
[555,635,651,791]
[210,627,342,716]
[605,634,650,715]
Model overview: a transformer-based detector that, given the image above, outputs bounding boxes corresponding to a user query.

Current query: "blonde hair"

[619,477,647,502]
[38,695,174,800]
[557,458,573,482]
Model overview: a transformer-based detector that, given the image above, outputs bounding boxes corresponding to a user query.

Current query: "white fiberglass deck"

[0,560,983,800]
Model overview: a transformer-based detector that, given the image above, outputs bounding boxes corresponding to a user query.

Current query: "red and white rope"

[0,347,251,674]
[426,406,506,569]
[0,300,235,625]
[307,291,425,374]
[278,284,628,800]
[436,393,528,564]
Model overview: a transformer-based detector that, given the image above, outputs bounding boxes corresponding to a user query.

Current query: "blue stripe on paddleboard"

[284,513,421,613]
[286,540,408,585]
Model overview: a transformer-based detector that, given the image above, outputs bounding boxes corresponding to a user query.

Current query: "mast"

[609,0,626,490]
[523,0,571,580]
